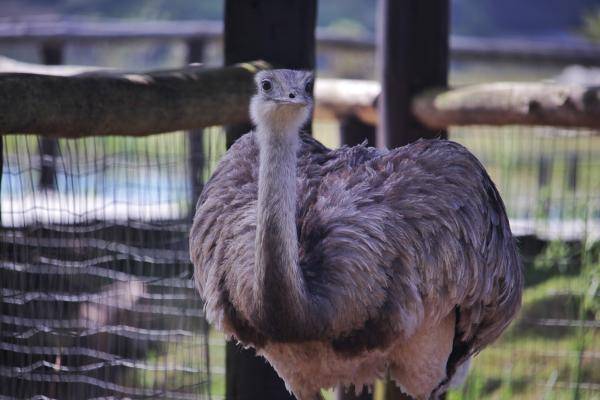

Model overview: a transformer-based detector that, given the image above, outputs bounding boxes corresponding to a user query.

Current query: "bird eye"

[304,80,313,93]
[261,80,272,91]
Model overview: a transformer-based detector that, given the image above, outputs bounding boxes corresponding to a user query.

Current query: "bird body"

[190,70,523,400]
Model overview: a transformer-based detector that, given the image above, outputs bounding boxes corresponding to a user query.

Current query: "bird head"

[250,69,314,134]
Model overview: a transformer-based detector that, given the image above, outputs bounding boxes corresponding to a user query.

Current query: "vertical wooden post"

[187,38,206,213]
[340,115,376,147]
[376,0,449,149]
[538,155,552,188]
[566,152,578,191]
[39,41,63,190]
[224,0,317,147]
[336,118,372,399]
[0,133,3,225]
[186,37,213,396]
[538,154,553,218]
[376,1,449,399]
[223,1,317,399]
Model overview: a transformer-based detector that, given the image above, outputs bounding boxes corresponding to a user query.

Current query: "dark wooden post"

[224,0,317,147]
[566,152,578,191]
[537,154,553,218]
[186,37,212,395]
[340,114,376,147]
[338,103,375,400]
[0,133,3,225]
[376,0,449,149]
[223,1,317,399]
[38,41,63,190]
[187,37,206,212]
[376,1,449,399]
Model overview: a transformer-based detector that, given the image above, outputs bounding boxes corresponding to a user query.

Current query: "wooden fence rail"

[413,83,600,130]
[318,80,600,131]
[1,60,600,136]
[1,17,600,66]
[0,61,269,137]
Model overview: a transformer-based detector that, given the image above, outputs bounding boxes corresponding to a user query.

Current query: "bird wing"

[296,137,522,368]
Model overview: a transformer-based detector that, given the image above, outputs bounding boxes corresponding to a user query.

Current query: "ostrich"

[190,69,523,400]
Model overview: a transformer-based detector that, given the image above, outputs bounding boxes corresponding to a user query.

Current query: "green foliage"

[22,0,223,20]
[580,241,600,322]
[448,370,486,400]
[534,241,575,274]
[7,0,600,39]
[581,7,600,42]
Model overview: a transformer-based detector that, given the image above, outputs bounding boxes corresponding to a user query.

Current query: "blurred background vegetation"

[2,0,600,40]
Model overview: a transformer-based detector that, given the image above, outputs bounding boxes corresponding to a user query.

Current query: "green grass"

[447,240,600,400]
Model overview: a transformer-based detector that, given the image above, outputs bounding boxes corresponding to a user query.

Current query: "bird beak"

[274,97,309,106]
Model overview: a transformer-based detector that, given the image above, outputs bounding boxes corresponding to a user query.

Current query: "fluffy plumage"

[190,70,523,400]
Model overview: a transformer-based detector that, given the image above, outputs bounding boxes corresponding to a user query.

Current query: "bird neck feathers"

[254,126,307,327]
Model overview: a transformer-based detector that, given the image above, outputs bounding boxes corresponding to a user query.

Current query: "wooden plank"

[376,0,449,148]
[223,1,316,399]
[0,61,269,137]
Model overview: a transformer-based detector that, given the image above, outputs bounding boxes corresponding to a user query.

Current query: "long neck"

[254,125,307,333]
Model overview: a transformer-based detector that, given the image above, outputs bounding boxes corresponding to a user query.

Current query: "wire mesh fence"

[0,131,222,399]
[448,126,600,399]
[1,122,599,400]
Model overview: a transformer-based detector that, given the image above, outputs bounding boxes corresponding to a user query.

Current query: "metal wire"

[450,126,600,399]
[0,131,219,399]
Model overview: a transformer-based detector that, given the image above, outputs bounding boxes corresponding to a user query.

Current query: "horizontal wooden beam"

[314,78,379,124]
[2,58,599,136]
[0,55,111,76]
[412,83,600,130]
[317,80,600,131]
[0,18,222,42]
[0,61,270,137]
[2,18,600,65]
